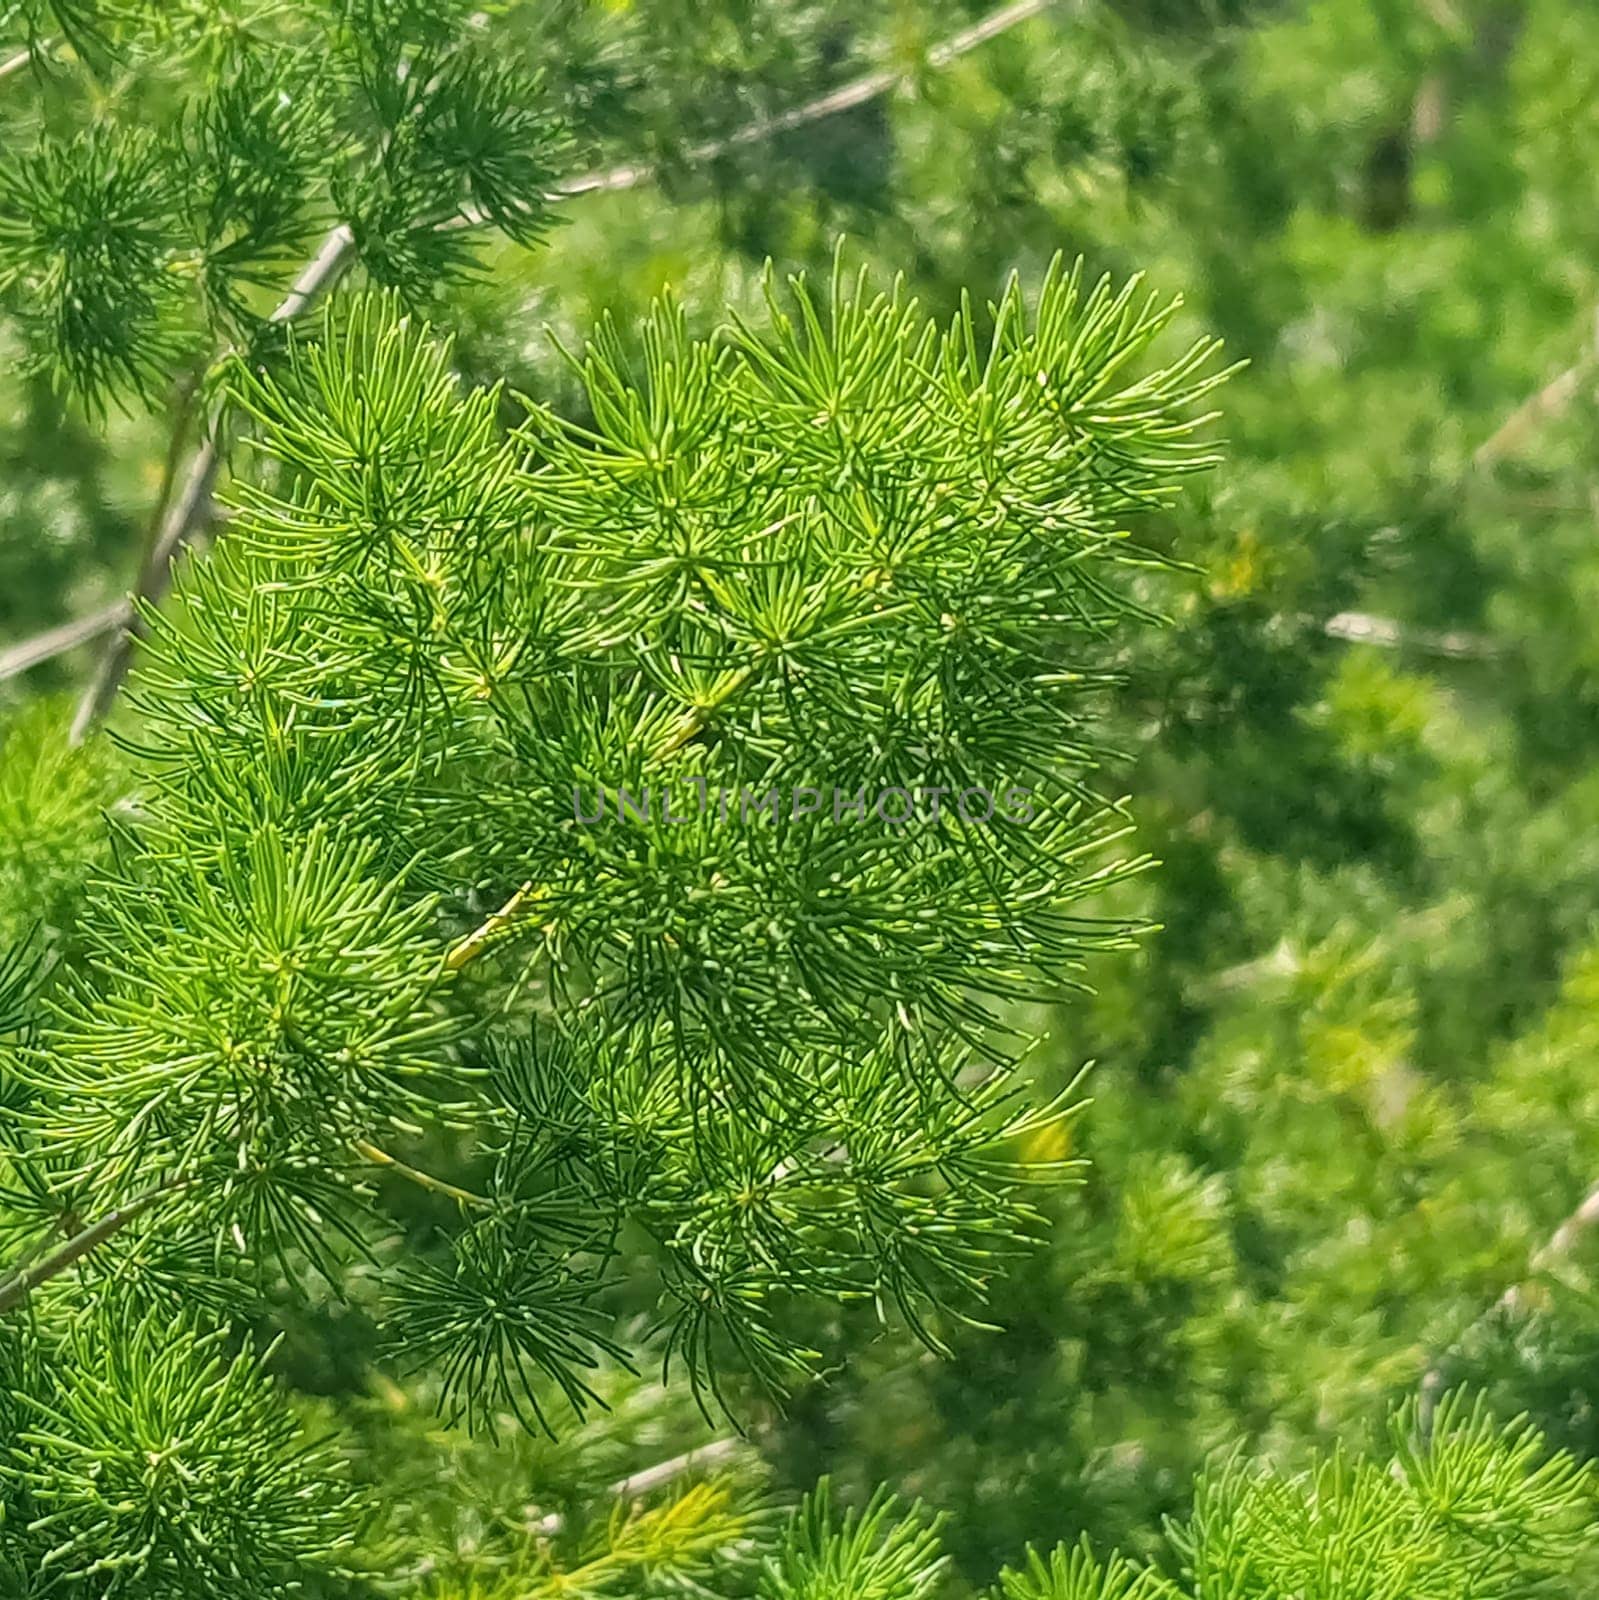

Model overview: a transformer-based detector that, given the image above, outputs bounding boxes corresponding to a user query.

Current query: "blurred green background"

[6,0,1599,1591]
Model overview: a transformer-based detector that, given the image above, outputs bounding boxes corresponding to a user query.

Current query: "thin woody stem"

[0,37,53,85]
[0,1179,189,1317]
[0,602,130,681]
[0,1138,492,1315]
[350,1138,491,1208]
[657,665,759,757]
[446,881,542,971]
[1473,307,1599,469]
[69,226,358,744]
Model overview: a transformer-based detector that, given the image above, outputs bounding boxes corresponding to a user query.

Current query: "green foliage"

[1169,1394,1592,1598]
[1,1305,353,1597]
[373,1393,1596,1599]
[0,700,119,948]
[973,1393,1597,1600]
[7,0,1599,1595]
[998,1542,1169,1600]
[0,2,567,407]
[761,1480,946,1600]
[5,261,1224,1428]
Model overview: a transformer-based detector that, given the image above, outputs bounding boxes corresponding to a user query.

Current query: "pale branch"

[557,0,1052,197]
[28,602,1498,687]
[1418,1180,1599,1435]
[0,601,129,681]
[0,36,53,85]
[0,1179,187,1317]
[0,1136,494,1312]
[66,0,1053,738]
[69,226,358,743]
[530,1437,746,1537]
[1415,0,1468,41]
[1322,610,1499,659]
[1473,306,1599,469]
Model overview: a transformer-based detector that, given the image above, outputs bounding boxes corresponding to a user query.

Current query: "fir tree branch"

[66,0,1053,739]
[0,1179,188,1316]
[437,672,763,966]
[0,879,563,1300]
[41,596,1495,689]
[657,665,760,756]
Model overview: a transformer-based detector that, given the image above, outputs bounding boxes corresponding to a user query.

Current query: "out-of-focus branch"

[1418,1181,1599,1435]
[0,37,53,85]
[559,0,1051,197]
[0,602,128,681]
[560,0,1049,196]
[1194,898,1472,1002]
[1322,610,1499,659]
[530,1438,746,1537]
[1473,307,1599,469]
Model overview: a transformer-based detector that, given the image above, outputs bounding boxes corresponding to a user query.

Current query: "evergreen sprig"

[5,258,1228,1416]
[0,1,567,407]
[760,1479,947,1600]
[1,1305,355,1597]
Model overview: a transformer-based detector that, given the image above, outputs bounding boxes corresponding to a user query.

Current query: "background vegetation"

[5,0,1599,1593]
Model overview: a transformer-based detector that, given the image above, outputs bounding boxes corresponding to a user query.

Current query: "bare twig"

[0,1180,188,1317]
[1195,898,1473,1003]
[1414,0,1468,41]
[0,36,53,85]
[0,602,129,680]
[1322,610,1499,659]
[559,0,1050,197]
[1473,306,1599,470]
[531,1438,746,1537]
[1418,1181,1599,1434]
